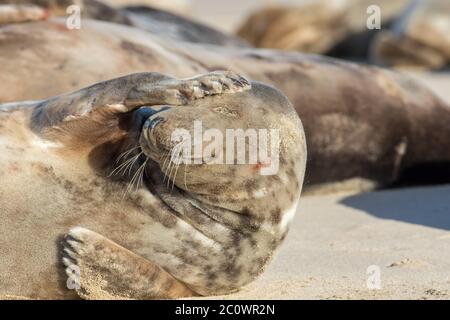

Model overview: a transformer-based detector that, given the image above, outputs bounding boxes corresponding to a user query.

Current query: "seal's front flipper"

[62,227,196,300]
[0,4,47,24]
[31,71,250,143]
[124,70,250,108]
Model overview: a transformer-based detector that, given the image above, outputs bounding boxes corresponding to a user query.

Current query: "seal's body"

[0,71,306,299]
[1,19,449,190]
[0,0,247,46]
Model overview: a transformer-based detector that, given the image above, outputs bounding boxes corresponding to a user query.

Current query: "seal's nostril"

[135,106,170,130]
[148,116,164,130]
[142,116,165,148]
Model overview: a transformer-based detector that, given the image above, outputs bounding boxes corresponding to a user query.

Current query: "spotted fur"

[0,72,306,299]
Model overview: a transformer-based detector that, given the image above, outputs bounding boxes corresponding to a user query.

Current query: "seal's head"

[138,82,306,231]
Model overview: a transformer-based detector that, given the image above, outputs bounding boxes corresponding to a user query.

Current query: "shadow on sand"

[340,185,450,231]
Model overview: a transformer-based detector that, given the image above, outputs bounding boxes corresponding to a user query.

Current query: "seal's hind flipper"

[62,227,196,299]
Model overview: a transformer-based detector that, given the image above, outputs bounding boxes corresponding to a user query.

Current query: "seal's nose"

[145,116,165,130]
[134,106,170,130]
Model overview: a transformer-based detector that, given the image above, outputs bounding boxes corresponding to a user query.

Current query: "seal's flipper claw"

[125,71,251,108]
[61,227,197,300]
[187,70,251,96]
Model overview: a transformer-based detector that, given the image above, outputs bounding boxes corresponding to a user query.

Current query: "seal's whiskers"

[166,143,183,191]
[183,162,189,191]
[161,150,172,183]
[127,151,144,176]
[171,145,183,192]
[115,146,140,164]
[109,151,143,177]
[167,144,179,189]
[125,157,148,195]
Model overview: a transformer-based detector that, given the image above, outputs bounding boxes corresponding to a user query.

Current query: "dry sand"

[220,185,450,299]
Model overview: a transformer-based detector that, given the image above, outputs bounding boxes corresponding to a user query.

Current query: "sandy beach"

[218,185,450,299]
[1,0,449,300]
[215,72,450,300]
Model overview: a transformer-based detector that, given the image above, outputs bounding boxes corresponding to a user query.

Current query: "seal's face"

[137,83,306,221]
[131,84,306,296]
[139,84,278,195]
